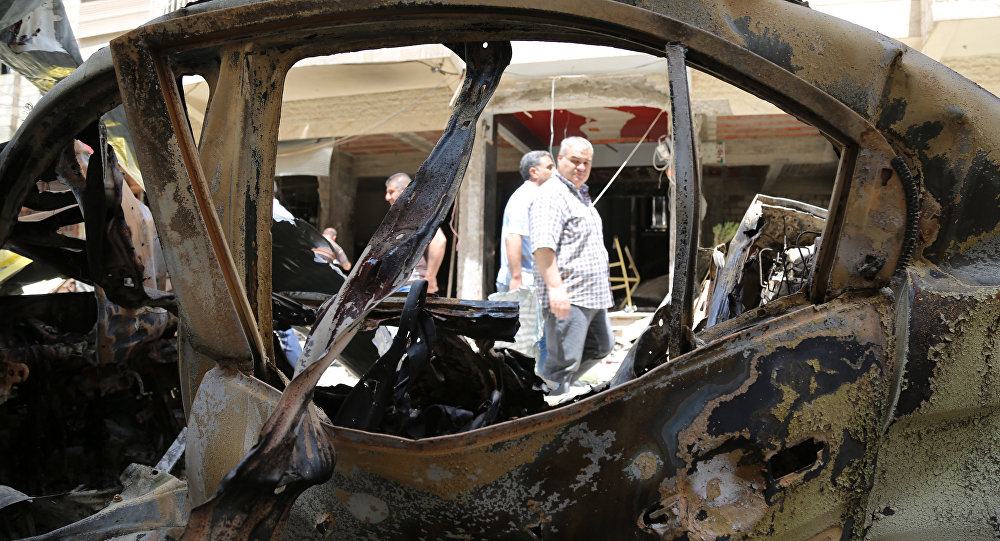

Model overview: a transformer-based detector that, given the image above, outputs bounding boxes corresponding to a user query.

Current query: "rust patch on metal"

[918,192,942,254]
[328,430,558,500]
[0,359,29,404]
[626,451,662,482]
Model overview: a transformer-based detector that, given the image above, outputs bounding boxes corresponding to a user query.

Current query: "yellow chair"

[0,250,31,286]
[609,237,640,310]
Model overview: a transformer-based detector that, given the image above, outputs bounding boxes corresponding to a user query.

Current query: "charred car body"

[1,0,999,539]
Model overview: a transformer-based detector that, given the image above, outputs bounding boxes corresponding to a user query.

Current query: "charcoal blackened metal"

[334,281,435,432]
[610,301,671,384]
[180,41,512,540]
[331,281,544,439]
[664,43,701,359]
[279,292,520,343]
[365,295,519,341]
[6,123,161,309]
[0,292,182,498]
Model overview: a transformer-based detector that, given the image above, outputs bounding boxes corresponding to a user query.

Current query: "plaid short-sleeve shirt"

[529,174,612,311]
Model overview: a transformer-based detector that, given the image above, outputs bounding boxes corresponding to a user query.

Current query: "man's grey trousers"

[540,305,614,394]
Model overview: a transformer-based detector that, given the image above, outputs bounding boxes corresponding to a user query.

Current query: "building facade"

[1,0,997,300]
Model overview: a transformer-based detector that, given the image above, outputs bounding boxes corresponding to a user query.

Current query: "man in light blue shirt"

[496,150,555,292]
[495,150,554,374]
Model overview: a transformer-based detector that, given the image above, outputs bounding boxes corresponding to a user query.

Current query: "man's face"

[557,143,593,188]
[385,183,405,205]
[530,155,555,185]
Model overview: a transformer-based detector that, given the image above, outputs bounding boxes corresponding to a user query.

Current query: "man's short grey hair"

[519,150,554,180]
[558,136,593,158]
[385,172,411,188]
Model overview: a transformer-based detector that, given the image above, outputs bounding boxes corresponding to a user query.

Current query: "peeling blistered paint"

[559,424,620,491]
[335,490,389,524]
[684,449,768,536]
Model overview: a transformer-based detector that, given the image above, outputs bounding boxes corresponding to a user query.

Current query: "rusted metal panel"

[110,31,260,412]
[180,39,511,539]
[865,265,1000,538]
[199,44,290,366]
[184,365,281,508]
[874,50,1000,276]
[819,147,908,300]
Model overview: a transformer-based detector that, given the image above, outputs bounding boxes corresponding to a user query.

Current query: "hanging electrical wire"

[330,74,460,149]
[653,133,675,190]
[547,75,586,156]
[592,108,666,204]
[549,76,557,156]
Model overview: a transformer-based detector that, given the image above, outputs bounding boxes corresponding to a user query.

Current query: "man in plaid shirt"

[530,136,614,395]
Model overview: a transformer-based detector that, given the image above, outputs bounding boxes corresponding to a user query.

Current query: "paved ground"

[318,357,359,388]
[581,310,651,382]
[543,310,651,403]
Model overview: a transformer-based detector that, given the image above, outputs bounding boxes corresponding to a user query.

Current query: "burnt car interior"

[7,0,995,539]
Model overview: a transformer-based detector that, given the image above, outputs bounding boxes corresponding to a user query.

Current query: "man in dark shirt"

[314,227,352,271]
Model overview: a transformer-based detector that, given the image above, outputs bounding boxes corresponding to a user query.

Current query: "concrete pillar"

[482,117,499,295]
[456,116,490,300]
[909,0,933,41]
[7,73,20,140]
[321,150,357,259]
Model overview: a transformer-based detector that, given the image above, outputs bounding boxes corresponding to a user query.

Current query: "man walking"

[496,150,554,292]
[495,150,554,373]
[530,136,614,395]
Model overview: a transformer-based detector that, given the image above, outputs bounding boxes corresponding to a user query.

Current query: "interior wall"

[276,175,320,226]
[327,149,837,304]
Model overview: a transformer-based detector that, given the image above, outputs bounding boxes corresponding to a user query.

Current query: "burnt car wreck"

[1,0,1000,539]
